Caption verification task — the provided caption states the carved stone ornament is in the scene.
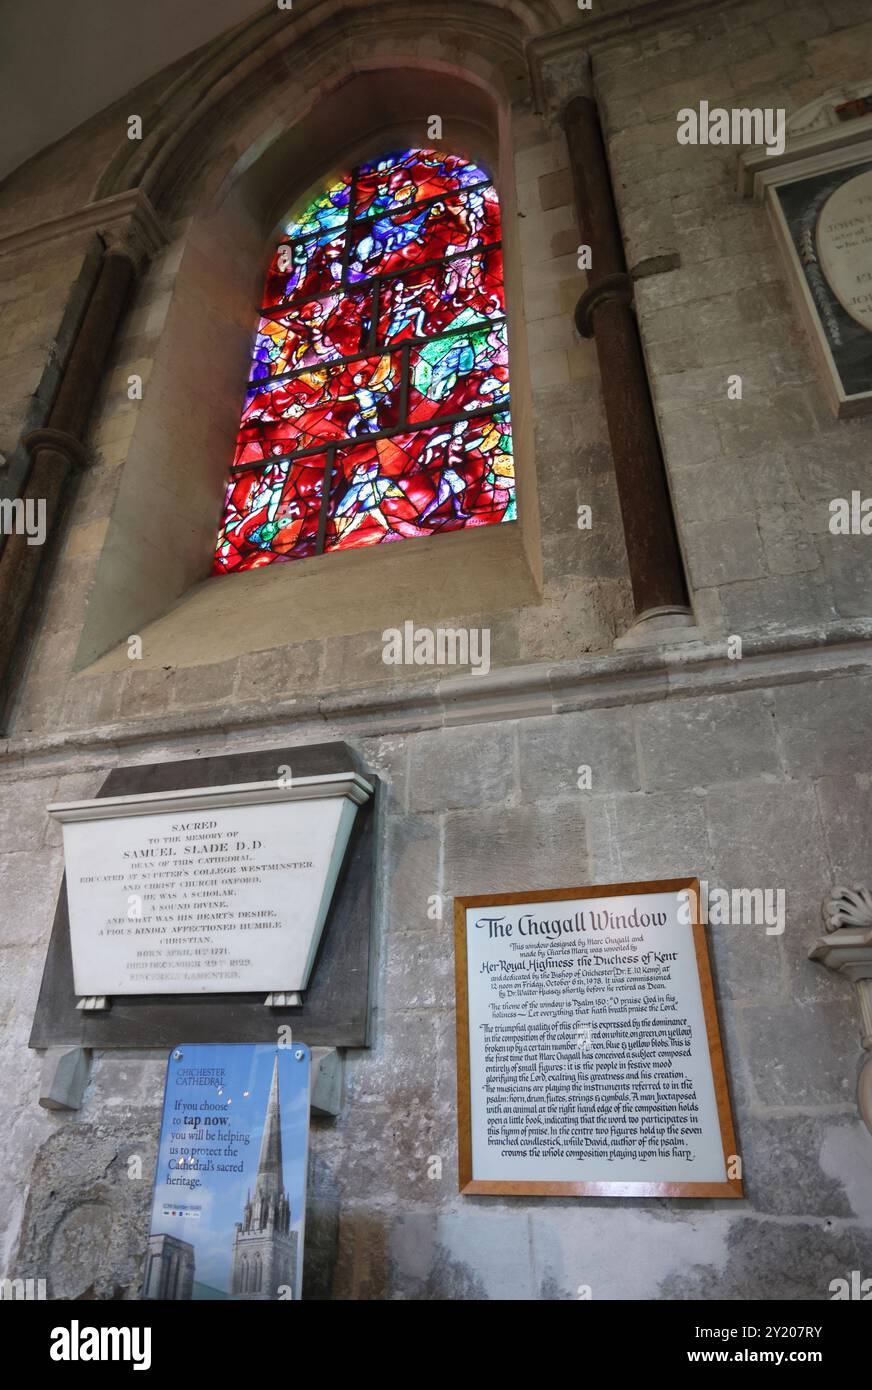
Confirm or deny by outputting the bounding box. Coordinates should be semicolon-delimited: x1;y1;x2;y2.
811;888;872;1136
822;885;872;933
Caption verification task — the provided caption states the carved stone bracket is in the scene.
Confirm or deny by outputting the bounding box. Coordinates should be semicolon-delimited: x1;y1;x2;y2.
811;888;872;1135
821;885;872;935
575;272;634;339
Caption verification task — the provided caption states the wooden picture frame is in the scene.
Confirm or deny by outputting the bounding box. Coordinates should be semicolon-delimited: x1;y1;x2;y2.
454;878;743;1199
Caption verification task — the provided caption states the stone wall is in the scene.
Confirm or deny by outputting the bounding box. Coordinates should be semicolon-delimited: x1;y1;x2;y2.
1;0;871;1300
5;654;872;1298
598;0;872;633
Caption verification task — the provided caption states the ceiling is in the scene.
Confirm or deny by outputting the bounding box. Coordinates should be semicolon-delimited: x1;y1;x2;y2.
0;0;268;183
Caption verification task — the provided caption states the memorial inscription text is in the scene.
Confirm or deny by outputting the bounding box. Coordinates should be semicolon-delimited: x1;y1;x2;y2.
461;888;731;1188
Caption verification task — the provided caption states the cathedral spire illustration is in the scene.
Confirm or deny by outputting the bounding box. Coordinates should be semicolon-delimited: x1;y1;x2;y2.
253;1053;287;1210
230;1053;297;1299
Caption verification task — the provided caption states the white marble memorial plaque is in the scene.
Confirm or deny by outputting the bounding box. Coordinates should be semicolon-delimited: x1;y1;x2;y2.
817;168;872;331
49;773;372;997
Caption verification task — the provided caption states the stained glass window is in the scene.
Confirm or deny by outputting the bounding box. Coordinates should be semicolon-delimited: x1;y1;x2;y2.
214;148;514;573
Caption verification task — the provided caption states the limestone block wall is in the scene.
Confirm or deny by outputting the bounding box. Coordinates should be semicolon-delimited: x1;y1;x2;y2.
0;233;103;500
596;0;872;633
1;0;871;1301
1;18;639;736
3;654;872;1298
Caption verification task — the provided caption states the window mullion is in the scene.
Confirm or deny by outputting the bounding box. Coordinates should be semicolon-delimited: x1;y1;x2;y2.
315;447;336;556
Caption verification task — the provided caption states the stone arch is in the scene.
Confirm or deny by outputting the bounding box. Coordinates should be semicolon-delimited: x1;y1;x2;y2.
92;0;556;213
74;15;546;673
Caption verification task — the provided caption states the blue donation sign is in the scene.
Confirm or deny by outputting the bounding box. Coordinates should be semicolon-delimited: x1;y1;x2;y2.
143;1043;311;1301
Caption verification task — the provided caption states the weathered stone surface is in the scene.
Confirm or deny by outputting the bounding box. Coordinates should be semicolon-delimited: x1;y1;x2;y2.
408;724;516;813
87;1052;169;1111
585;789;710;882
389;1210;533;1299
661;1216;872;1300
719;572;837;634
0;778;54;853
706;779;832;1003
325;1205;389;1300
382;811;441;932
742;1001;859;1108
171;658;238;708
705;780;829;891
383;919;455;1012
736;1112;859;1219
62;670;127;731
668;458;748;526
13;1109;159;1299
238;642;323;702
0;944;36;1029
331;1004;457;1210
444;801;587;896
637;692;780;791
822;536;872;620
300;1155;341;1300
118;665;175;720
0;849;63;947
814;773;872;881
705;917;785;1004
518;707;639;799
774;677;872;778
685;516;767;588
532;1207;732;1301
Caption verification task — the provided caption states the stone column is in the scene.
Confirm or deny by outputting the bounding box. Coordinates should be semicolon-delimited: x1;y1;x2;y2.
561;87;692;641
0;198;165;715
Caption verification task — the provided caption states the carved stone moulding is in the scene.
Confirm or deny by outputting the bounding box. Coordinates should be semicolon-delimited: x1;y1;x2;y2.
0;187;169;266
812;888;872;1135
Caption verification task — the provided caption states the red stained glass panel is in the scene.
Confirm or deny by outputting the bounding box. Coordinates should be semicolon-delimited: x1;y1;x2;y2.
214;457;329;571
251;293;368;380
325;411;514;552
407;322;510;426
237;353;402;461
374;249;504;349
348;186;501;283
262;230;345;309
354;149;490;220
214;148;514;574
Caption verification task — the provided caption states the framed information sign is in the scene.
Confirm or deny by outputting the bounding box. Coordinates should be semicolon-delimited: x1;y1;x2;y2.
143;1043;310;1300
454;879;742;1198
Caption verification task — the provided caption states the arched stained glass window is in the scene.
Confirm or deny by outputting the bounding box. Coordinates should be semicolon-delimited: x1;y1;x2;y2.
214;147;514;572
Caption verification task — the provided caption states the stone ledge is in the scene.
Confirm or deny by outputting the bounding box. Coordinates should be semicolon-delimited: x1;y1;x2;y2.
0;189;169;263
3;619;872;777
